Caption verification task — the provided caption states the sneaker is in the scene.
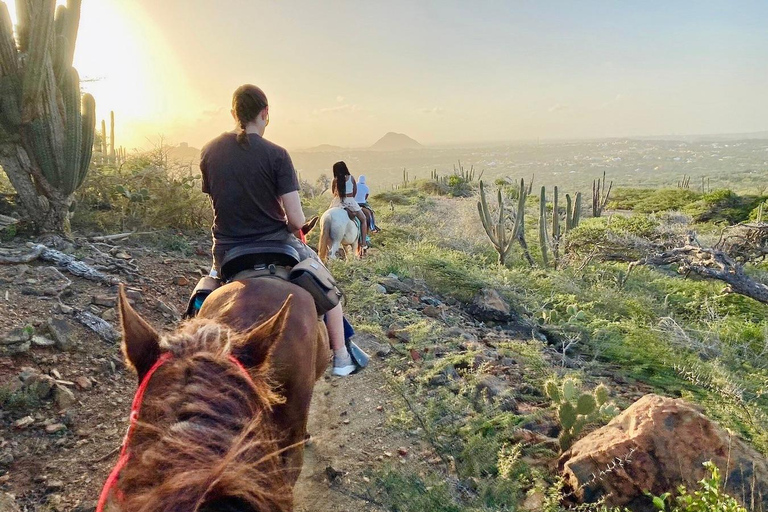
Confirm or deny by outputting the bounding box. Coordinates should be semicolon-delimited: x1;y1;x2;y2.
332;353;356;376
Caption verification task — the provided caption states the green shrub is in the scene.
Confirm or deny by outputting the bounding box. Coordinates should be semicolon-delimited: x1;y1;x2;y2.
633;189;701;213
684;189;766;224
649;461;747;512
73;152;211;231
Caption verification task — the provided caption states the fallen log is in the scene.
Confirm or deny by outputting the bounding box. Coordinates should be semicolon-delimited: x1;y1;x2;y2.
630;245;768;304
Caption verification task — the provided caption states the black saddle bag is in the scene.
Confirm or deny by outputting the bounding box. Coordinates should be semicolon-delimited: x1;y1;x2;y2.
289;260;343;315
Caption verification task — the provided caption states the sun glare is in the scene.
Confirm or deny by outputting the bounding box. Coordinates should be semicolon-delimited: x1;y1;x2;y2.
6;0;202;150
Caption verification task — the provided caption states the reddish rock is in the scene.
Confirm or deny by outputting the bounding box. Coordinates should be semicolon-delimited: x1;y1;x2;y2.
560;394;768;511
74;376;92;390
173;275;189;286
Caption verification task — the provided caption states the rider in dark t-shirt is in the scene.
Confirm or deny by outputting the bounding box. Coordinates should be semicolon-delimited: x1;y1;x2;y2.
200;84;357;376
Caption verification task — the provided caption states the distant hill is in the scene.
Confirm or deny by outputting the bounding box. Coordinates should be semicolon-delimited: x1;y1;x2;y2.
167;142;201;163
370;132;422;151
302;144;346;153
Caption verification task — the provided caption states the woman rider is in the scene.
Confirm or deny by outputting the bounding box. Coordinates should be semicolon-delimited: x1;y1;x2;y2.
200;84;357;376
329;161;368;255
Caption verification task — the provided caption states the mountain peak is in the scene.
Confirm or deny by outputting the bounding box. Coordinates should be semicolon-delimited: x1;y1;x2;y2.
370;132;422;151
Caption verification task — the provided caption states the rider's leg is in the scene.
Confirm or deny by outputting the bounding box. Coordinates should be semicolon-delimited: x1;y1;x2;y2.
362;207;373;231
355;210;368;250
327;303;356;376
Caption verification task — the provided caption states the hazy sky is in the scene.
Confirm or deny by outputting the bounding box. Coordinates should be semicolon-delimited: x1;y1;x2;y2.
36;1;768;150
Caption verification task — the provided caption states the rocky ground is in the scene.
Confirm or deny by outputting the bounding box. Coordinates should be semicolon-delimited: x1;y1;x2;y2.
0;236;445;511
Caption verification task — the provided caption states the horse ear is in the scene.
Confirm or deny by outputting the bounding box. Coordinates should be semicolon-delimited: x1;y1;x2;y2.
234;295;293;370
301;215;319;235
118;284;161;380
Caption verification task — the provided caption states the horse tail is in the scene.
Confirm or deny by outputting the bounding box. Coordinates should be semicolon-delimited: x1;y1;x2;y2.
318;213;331;262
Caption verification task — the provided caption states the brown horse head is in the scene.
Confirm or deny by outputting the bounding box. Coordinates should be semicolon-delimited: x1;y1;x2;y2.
109;284;308;512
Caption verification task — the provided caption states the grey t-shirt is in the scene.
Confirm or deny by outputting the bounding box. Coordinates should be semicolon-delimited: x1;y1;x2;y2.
200;132;299;253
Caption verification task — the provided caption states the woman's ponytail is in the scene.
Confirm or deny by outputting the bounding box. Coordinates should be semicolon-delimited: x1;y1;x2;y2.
232;85;268;150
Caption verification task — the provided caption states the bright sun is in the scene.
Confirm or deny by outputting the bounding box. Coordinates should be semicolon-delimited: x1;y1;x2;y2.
5;0;200;150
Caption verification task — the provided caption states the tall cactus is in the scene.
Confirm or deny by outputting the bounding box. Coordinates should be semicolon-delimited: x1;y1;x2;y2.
477;179;533;266
552;186;560;268
109;110;115;161
0;0;95;233
592;170;613;218
539;186;549;267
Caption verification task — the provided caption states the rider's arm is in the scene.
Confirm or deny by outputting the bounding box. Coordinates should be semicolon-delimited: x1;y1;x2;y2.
281;191;306;232
351;176;358;198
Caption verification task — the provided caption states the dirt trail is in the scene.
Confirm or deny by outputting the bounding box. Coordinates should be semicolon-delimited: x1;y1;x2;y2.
294;360;401;512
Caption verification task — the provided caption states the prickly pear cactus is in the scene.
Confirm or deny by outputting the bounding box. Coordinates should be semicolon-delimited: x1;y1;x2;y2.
543;377;619;451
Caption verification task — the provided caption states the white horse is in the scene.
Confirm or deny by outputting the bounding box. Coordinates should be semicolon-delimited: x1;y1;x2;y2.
317;207;360;262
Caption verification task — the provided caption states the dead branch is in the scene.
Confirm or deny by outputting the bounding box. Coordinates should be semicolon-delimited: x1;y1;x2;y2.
631;245;768;304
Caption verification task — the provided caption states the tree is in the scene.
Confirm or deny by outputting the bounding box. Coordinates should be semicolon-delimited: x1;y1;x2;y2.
0;0;95;234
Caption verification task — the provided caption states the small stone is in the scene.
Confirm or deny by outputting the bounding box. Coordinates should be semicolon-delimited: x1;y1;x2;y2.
47;317;72;350
124;288;144;302
156;299;180;320
342;419;350;425
3;340;30;355
376;405;384;412
91;295;117;307
13;416;34;429
51;368;62;379
100;308;117;322
373;284;387;294
0;450;13;466
55;303;74;315
32;335;56;347
422;305;443;318
45;423;67;434
115;251;132;260
397;447;409;457
54;385;76;410
74;376;92;390
173;275;189;286
25;374;55;399
0;326;32;345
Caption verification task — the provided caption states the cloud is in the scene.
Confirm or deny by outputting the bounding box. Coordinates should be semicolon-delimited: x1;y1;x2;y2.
548;103;569;113
600;94;624;109
336;95;345;103
420;106;445;115
312;104;361;115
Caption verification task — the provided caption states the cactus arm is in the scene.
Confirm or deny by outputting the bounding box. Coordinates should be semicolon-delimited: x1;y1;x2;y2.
100;119;106;155
574;192;582;226
0;3;17;77
552;186;559;267
565;193;572;232
61;67;81;194
477;181;499;244
109;110;115;158
14;0;30;52
539;186;549;267
76;92;95;189
21;0;56;112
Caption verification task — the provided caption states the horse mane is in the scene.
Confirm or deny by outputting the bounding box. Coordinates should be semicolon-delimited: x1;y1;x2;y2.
117;318;293;512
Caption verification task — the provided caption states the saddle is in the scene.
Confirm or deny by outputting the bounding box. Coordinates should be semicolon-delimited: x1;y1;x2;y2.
184;242;342;318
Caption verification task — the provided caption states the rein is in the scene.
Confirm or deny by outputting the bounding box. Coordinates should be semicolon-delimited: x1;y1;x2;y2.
96;352;253;512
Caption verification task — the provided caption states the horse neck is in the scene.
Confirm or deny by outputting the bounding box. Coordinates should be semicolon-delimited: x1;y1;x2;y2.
117;355;293;512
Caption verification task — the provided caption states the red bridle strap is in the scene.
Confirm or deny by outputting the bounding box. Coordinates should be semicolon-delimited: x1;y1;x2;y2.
96;352;251;512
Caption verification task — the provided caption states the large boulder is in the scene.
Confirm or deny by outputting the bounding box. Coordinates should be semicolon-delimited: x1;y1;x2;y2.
559;394;768;511
468;288;511;322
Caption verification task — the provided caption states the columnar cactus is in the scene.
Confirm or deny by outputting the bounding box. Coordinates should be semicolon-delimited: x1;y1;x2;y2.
477;178;531;265
592;171;613;218
109;110;115;161
544;377;618;451
539;186;549;267
0;0;96;233
565;192;582;233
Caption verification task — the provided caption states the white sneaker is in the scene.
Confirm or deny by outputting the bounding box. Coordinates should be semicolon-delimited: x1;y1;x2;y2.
332;354;356;376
